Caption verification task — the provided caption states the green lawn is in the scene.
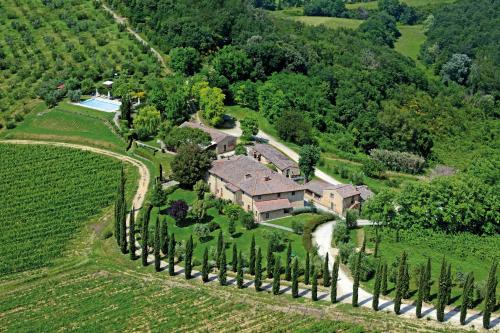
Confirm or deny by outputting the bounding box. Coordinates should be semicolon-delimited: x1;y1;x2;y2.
354;226;499;309
271;9;363;30
264;213;326;229
346;0;456;9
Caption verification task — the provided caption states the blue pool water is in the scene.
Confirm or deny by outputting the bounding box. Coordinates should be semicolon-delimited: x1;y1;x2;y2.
78;98;121;112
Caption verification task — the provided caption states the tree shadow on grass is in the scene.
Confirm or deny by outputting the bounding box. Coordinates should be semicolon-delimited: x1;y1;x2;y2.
447;294;461;305
230;232;243;239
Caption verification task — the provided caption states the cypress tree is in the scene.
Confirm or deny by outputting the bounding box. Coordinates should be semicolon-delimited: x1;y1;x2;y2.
373;259;382;311
394;251;408;314
159;163;163;182
304;252;310;285
140;205;151;267
272;256;281;295
323;254;330;287
311;265;318;301
292;257;299;298
218;245;226;286
120;205;128;254
154;218;161;272
216;230;224;267
423;257;432;301
266;239;274;279
114;166;126;246
255;247;262;291
374;234;380;258
445;263;452;305
202;247;209;282
161;218;168;255
331;259;339;303
249;235;256;275
168;233;175;276
232;242;238;272
460;272;474;325
285;242;292;281
360;235;366;253
128;207;136;260
483;260;497;329
402;259;410;299
237;251;244;289
381;262;388;295
436;257;447;322
416;264;426;318
352;251;362;307
185;235;193;279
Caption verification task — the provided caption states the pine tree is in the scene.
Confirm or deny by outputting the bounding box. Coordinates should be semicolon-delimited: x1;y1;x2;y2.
154;217;161;272
436;257;447;322
255;247;262;291
331;259;339;303
352;251;362;307
394;251;408;314
285;242;292;281
372;259;382;311
292;257;299;298
483;260;497;329
218;245;226;286
266;240;274;279
323;254;330;287
416;264;426;318
232;243;238;272
459;272;474;325
360;235;366;253
161;218;169;255
128;207;136;260
304;252;310;285
202;247;209;282
423;257;432;301
381;262;388;295
249;235;256;275
272;255;281;295
185;235;193;279
311;265;318;301
168;233;175;276
141;205;151;267
237;251;244;289
445;263;452;305
216;230;224;268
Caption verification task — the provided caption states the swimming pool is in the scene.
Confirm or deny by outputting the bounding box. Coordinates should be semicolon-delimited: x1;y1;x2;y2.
78;98;121;112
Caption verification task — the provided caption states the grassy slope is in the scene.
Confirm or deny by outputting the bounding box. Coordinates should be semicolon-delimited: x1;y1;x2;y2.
270;8;363;29
346;0;456;10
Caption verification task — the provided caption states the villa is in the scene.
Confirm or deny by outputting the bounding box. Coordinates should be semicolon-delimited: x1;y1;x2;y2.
207;155;304;222
304;180;372;216
180;121;236;154
247;143;300;178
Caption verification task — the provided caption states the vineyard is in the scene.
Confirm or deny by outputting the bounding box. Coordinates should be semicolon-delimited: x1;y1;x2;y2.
0;144;132;276
0;0;161;128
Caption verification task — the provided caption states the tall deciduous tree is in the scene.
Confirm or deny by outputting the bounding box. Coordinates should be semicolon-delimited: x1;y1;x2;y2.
292;257;299;298
185;235;193;279
202;246;209;282
255;247;262;291
483;261;497;329
249;235;256;275
323;254;330;287
272;256;281;295
168;233;176;276
171;144;214;187
237;251;244;289
154;218;161;272
240;117;259;140
285;242;292;281
298;145;320;182
128;207;136;260
460;272;474;325
219;245;226;286
394;251;408;314
133;105;161;140
373;259;382;311
199;86;225;127
331;259;339;303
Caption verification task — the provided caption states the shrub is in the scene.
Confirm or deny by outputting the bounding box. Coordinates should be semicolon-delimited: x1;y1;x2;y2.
338;242;355;264
6;121;16;129
291;220;304;235
292;206;317;215
370;149;426;174
332;220;349;246
193;223;210;242
207;221;220;232
345;210;358;229
14;113;24;122
362;158;386;178
239;211;256;230
348;252;375;281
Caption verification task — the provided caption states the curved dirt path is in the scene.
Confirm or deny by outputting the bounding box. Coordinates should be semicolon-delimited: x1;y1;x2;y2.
313;221;497;330
0;140;150;220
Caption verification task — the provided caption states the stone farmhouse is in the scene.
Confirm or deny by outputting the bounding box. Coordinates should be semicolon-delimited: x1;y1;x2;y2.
247;143;300;178
180;121;237;154
304;179;373;216
207;155;304;222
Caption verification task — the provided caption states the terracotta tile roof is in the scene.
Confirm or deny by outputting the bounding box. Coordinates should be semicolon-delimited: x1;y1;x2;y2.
209;155;303;196
254;198;292;213
305;180;360;199
180;121;235;145
249;143;297;171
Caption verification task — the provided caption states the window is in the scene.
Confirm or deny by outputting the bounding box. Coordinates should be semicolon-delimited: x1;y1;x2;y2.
277;193;281;198
292;191;295;196
265;213;269;219
257;195;261;200
284;208;291;213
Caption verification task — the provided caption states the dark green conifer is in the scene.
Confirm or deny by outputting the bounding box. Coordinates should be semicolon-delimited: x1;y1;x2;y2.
381;262;388;295
423;257;432;301
237;251;244;289
292;257;299;298
232;243;238;272
445;263;452;305
311;265;318;301
185;235;193;279
394;251;408;314
161;218;168;255
402;259;410;299
168;233;175;276
483;260;497;329
120;205;128;254
249;235;256;275
216;230;223;267
304;252;310;285
374;234;380;257
266;239;274;279
202;246;209;282
285;242;292;281
352;251;362;307
128;207;136;260
154;217;161;272
436;257;447;322
416;264;426;318
272;256;281;295
373;259;382;311
460;272;474;325
255;247;262;291
218;245;226;285
140;204;151;267
360;235;366;253
323;254;330;287
331;259;339;303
